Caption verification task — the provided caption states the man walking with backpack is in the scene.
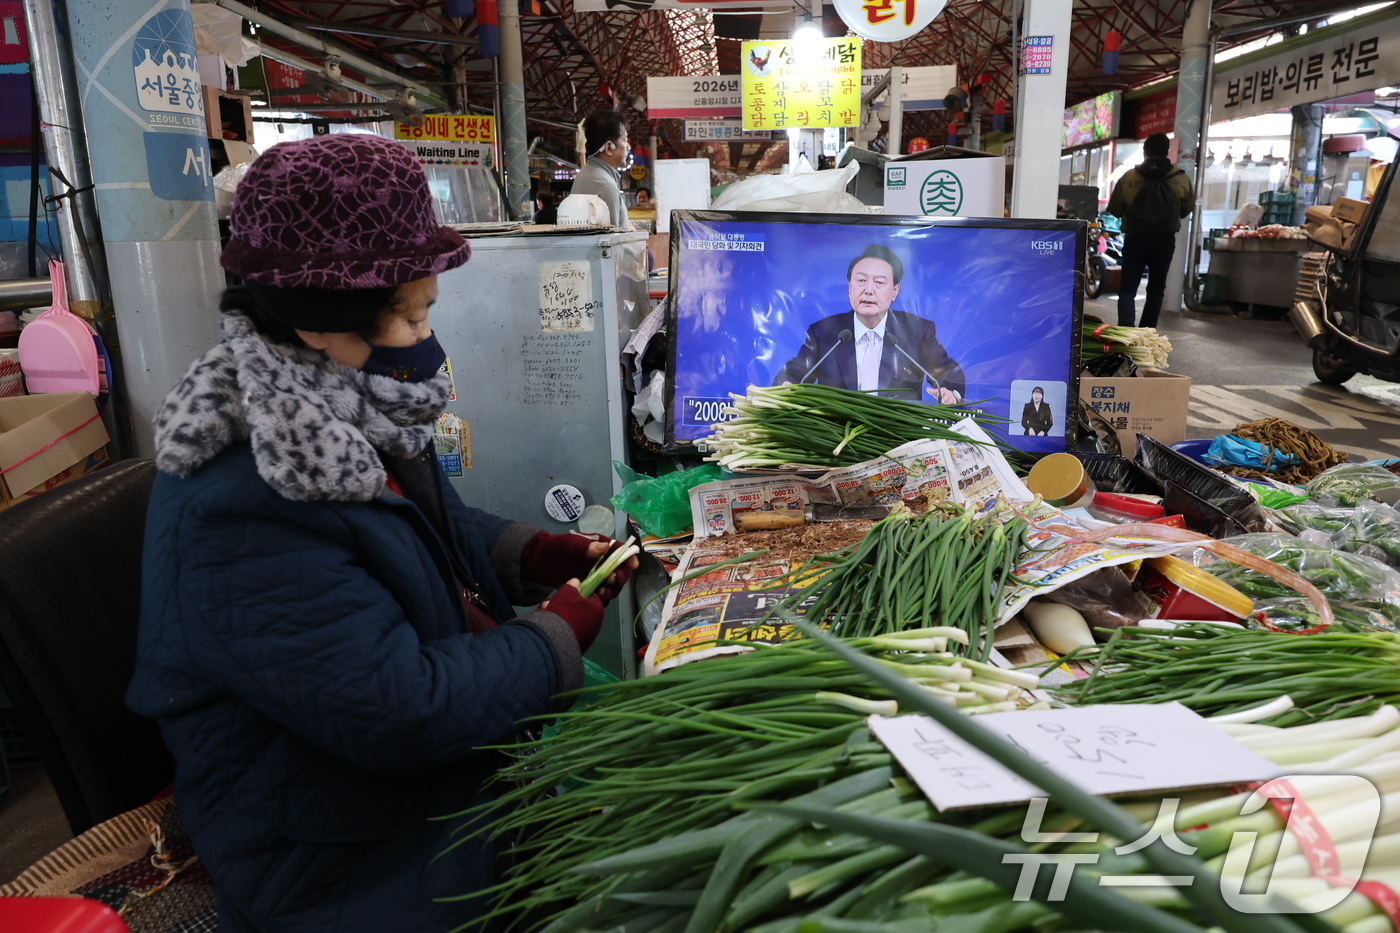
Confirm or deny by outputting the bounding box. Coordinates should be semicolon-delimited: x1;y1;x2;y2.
1107;132;1195;328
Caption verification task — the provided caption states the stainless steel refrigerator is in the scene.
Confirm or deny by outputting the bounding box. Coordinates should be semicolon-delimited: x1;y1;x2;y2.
432;230;649;679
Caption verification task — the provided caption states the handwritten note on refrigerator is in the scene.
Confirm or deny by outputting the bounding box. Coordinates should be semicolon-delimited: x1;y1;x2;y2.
539;260;599;333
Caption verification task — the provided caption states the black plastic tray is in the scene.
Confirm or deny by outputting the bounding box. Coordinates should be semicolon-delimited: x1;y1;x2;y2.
1134;435;1266;534
1072;452;1163;496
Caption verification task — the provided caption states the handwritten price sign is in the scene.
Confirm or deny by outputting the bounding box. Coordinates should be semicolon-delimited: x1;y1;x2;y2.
869;702;1281;810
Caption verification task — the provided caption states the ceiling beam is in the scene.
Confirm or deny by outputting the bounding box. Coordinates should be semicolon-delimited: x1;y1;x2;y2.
288;18;479;49
216;0;446;108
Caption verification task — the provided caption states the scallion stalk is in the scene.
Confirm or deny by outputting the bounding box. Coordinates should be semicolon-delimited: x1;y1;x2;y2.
579;536;640;598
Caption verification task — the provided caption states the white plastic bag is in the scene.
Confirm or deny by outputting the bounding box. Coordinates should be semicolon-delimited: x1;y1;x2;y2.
193;5;255;67
213;161;252;220
631;369;667;445
709;163;864;213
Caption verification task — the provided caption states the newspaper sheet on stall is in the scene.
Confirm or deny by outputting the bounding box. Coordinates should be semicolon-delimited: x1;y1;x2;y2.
688;419;1031;537
647;421;1183;674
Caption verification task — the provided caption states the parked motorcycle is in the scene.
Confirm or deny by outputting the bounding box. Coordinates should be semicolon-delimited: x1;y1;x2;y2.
1100;214;1124;268
1084;217;1108;300
1290;151;1400;385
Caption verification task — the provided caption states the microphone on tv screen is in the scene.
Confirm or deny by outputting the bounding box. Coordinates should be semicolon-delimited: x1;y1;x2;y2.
884;333;941;391
799;329;854;384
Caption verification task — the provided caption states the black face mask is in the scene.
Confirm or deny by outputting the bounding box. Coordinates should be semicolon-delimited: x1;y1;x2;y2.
360;333;448;383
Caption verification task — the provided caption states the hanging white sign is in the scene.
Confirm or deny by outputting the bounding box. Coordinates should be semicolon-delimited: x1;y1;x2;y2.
648;75;743;120
861;65;957;111
833;0;950;43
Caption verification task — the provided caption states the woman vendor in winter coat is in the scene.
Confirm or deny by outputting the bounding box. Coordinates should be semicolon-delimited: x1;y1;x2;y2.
127;134;636;933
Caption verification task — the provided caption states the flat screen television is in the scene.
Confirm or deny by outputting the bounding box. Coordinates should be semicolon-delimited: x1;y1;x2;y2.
665;211;1085;456
1062;90;1121;149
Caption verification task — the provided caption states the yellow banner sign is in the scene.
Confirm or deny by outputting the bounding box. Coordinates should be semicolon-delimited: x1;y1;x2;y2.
394;115;497;168
741;38;862;130
395;114;496;143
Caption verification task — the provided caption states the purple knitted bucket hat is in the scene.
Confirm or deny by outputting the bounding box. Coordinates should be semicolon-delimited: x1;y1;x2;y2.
221;134;470;289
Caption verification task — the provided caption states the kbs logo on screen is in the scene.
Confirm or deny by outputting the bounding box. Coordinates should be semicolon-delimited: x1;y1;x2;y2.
1030;239;1065;255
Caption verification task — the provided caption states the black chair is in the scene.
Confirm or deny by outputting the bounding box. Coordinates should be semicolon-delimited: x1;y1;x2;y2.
0;459;172;834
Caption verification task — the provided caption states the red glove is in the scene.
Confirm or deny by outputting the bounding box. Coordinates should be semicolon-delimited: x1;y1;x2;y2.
539;581;605;652
522;532;634;600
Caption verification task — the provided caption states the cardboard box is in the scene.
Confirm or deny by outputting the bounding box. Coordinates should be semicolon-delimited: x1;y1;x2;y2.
1078;370;1192;458
0;392;110;510
884;156;1006;217
202;85;253;142
1332;196;1369;225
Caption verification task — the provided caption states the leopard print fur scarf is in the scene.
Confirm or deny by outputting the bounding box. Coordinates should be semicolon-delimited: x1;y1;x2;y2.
154;311;450;501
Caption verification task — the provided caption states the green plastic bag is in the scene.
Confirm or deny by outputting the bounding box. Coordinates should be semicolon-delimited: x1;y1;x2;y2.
539;660;621;792
1257;487;1309;510
610;461;722;538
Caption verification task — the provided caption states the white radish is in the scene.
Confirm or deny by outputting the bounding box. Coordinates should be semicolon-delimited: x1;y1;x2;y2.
1021;602;1097;655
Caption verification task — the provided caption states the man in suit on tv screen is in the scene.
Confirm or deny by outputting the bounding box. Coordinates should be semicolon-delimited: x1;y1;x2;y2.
778;244;964;403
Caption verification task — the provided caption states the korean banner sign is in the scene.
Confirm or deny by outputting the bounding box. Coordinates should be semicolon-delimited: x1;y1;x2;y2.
1211;8;1400;120
394;114;497;168
741;38;862;131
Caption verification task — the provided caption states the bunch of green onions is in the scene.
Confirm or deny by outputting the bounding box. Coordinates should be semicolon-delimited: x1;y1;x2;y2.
1054;622;1400;725
764;506;1031;661
701;384;1010;471
578;536;640;598
448;626;1348;933
448;637;1040;933
1081;321;1173;369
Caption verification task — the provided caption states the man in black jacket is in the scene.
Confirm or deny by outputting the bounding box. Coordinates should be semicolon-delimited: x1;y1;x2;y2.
777;244;965;402
1106;132;1195;328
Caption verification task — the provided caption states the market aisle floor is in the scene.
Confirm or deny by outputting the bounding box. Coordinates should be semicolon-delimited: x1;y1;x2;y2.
0;769;70;884
1085;293;1400;461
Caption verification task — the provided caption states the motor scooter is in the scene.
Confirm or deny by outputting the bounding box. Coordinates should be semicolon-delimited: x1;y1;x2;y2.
1084;216;1108;299
1290;150;1400;385
1099;213;1124;267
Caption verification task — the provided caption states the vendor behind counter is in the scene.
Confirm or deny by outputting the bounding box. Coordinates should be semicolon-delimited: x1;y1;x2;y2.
571;109;634;230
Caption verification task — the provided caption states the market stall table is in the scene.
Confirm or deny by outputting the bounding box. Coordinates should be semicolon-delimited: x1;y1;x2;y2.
1203;236;1313;310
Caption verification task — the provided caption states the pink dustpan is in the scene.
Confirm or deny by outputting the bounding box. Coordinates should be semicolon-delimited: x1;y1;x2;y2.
18;260;100;396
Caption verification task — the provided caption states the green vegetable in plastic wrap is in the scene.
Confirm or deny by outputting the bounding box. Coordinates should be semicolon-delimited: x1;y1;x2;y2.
1249;596;1400;633
1197;533;1400;606
1271;499;1400;567
1305;462;1400;506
